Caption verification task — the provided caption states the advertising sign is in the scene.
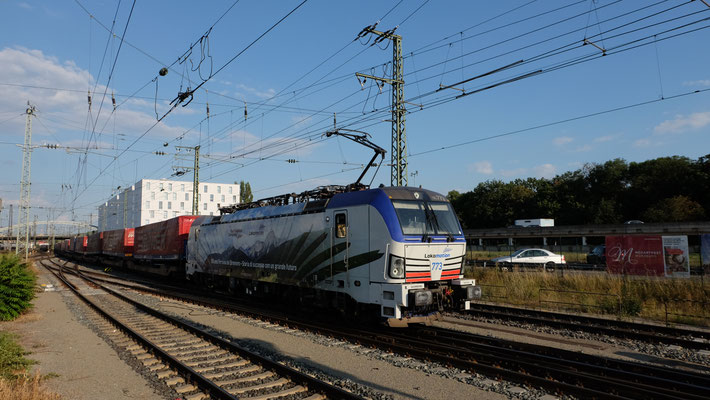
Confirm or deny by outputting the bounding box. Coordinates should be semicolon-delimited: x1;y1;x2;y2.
702;234;710;275
606;235;664;276
606;235;691;277
662;235;690;278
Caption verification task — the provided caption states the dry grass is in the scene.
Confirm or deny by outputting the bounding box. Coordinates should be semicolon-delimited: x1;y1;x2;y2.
467;268;710;326
0;373;61;400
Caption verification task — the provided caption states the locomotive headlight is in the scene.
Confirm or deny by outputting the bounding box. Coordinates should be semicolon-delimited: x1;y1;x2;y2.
466;285;482;299
413;290;433;306
389;255;405;279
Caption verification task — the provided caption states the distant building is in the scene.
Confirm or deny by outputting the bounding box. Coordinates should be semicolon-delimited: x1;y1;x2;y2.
98;179;240;231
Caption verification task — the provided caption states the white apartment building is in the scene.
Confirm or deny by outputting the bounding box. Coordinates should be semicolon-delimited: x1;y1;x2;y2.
98;179;241;231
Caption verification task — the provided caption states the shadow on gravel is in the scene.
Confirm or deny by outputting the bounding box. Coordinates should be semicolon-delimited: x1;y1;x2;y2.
246;338;427;400
615;351;710;374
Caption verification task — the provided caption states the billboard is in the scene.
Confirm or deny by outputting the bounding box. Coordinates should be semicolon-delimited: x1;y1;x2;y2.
661;235;690;278
606;235;664;276
606;235;691;277
702;234;710;275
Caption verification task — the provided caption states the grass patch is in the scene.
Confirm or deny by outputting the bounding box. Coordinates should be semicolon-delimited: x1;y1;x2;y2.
0;373;61;400
0;331;35;380
467;268;710;326
0;254;37;321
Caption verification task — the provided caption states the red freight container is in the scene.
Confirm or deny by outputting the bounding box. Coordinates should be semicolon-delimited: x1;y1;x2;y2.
134;216;202;260
103;228;135;257
86;232;103;255
71;236;88;253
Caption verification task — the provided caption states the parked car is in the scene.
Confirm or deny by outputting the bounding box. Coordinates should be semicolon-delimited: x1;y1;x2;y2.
586;245;606;265
624;220;644;224
492;248;566;269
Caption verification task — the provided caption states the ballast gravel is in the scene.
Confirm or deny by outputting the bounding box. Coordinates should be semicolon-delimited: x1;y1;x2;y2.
122;289;556;399
0;266;166;400
443;311;710;371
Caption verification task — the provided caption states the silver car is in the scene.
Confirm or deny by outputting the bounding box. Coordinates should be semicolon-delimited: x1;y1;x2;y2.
492;248;566;269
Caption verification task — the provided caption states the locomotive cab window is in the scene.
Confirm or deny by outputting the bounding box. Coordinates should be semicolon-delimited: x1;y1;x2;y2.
335;213;347;238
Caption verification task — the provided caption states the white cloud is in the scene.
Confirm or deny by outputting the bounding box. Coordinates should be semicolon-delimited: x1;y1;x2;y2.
653;111;710;134
0;47;189;143
575;144;592;152
18;2;33;10
533;163;556;178
594;135;614;142
470;160;493;174
553;136;573;146
634;138;651;147
499;168;527;177
683;79;710;87
235;83;276;100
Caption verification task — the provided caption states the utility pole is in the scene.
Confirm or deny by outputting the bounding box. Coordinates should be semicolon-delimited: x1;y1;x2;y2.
356;27;408;186
173;145;200;215
32;215;37;250
16;103;35;260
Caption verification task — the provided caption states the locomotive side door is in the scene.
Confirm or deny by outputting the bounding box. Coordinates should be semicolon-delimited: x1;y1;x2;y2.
330;210;349;288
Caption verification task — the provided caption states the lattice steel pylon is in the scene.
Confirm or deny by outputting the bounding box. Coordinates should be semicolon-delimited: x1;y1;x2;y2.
173;145;200;215
355;28;407;186
16;103;35;260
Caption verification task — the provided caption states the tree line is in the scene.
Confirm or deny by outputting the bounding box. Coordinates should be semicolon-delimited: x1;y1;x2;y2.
447;155;710;229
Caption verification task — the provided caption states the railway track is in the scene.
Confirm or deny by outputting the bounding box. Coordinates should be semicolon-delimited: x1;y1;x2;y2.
50;258;710;399
455;303;710;351
41;260;361;400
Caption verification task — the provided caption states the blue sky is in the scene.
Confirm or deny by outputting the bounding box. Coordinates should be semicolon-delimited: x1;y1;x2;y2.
1;0;709;230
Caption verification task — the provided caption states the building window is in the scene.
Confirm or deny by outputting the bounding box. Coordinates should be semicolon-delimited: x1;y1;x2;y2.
173;211;178;217
180;202;184;210
229;186;232;194
159;201;163;209
150;210;155;218
181;184;185;192
172;192;177;200
151;192;155;200
233;195;237;202
163;211;168;218
185;193;189;201
145;219;150;225
168;202;172;210
203;203;207;210
203;185;208;192
146;182;150;190
221;195;225;202
160;182;164;190
163;192;168;200
145;201;150;208
168;183;172;191
210;194;214;202
210;212;213;216
217;186;221;194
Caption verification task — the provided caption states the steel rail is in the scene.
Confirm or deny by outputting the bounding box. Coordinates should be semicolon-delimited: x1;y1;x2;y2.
458;303;710;350
51;259;710;399
42;260;361;400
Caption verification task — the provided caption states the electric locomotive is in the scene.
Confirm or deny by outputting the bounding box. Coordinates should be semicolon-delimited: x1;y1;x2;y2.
186;185;481;325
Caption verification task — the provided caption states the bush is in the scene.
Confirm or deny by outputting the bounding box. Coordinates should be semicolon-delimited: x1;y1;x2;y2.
0;255;37;321
0;332;34;380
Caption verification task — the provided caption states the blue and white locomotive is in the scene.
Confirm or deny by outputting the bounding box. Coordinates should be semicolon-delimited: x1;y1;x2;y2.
186;185;481;325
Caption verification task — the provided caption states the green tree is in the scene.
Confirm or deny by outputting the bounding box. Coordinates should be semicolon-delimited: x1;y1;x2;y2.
642;195;706;222
239;180;253;203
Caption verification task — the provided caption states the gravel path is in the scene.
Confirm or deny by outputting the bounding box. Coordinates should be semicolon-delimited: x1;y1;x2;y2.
0;265;165;400
440;312;710;374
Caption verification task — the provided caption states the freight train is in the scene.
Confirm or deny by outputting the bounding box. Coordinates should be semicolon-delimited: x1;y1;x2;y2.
56;185;481;325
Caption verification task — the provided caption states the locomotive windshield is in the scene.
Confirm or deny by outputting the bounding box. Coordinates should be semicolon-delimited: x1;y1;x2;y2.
392;200;462;236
